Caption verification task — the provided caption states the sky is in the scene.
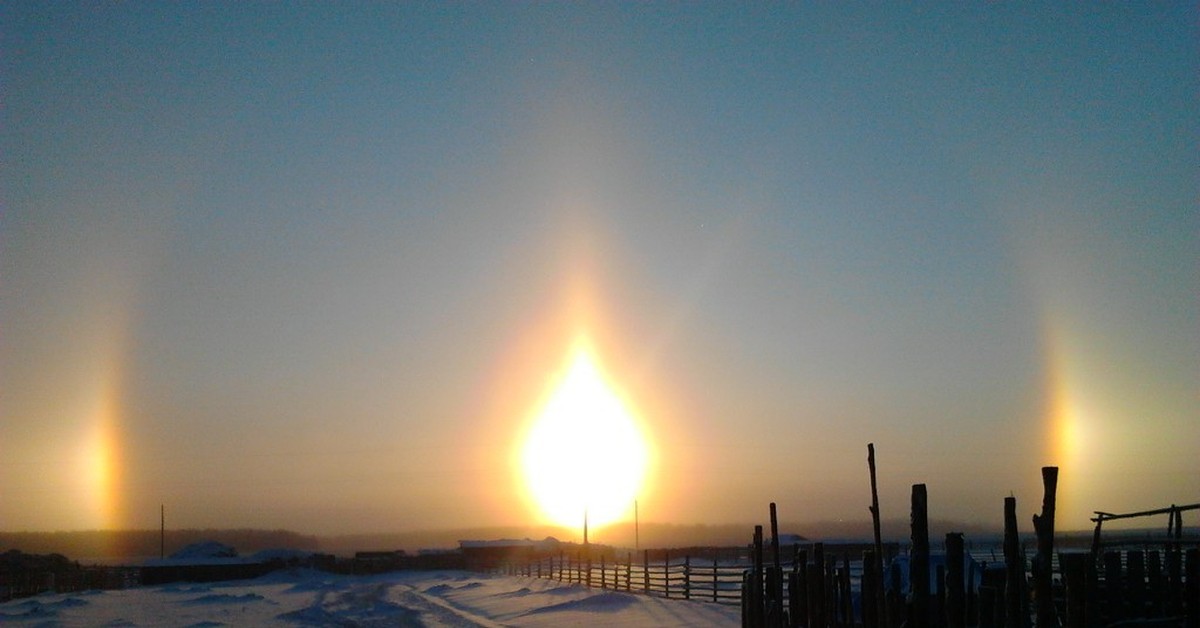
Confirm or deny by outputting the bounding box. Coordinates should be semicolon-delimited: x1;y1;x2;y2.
1;3;1196;538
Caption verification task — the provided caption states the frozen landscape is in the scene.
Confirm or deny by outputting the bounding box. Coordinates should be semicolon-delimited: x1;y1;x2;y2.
0;568;740;627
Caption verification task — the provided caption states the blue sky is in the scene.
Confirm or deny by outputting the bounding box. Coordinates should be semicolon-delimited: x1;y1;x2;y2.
2;3;1196;535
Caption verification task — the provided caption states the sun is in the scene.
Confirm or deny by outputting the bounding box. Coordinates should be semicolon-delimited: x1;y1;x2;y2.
520;344;650;532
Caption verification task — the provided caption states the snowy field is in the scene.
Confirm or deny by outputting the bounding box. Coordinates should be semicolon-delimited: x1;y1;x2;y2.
0;568;741;627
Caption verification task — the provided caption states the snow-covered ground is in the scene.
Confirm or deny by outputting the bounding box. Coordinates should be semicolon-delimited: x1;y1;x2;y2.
0;568;741;626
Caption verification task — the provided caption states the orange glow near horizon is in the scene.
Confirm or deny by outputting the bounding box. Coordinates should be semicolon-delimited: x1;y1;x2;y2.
517;340;654;533
78;368;124;531
1042;317;1089;527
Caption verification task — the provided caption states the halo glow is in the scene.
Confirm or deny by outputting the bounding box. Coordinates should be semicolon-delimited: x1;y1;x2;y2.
520;346;649;531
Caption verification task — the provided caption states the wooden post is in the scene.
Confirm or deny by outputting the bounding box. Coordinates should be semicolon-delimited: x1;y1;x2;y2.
869;444;888;628
644;549;650;594
842;554;854;628
947;533;965;628
667;549;676;600
685;554;692;601
810;542;826;628
980;586;997;628
1090;516;1103;556
714;554;719;604
792;548;808;628
935;564;946;628
752;528;763;622
888;557;905;628
1149;551;1166;617
1105;551;1124;623
1128;550;1145;618
1003;496;1025;628
864;550;879;628
1032;467;1058;628
1085;555;1099;628
1185;548;1199;628
771;503;784;627
600;554;606;589
1059;552;1087;628
911;484;931;628
1168;540;1183;616
627;553;632;592
968;550;979;627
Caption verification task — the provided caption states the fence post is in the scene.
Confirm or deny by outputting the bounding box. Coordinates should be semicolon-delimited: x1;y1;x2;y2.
935;564;946;628
665;550;672;599
1085;554;1099;628
809;542;825;628
980;586;997;628
1004;496;1026;628
644;549;650;594
627;553;632;592
685;555;692;601
911;484;931;628
714;555;720;604
842;554;854;628
1059;552;1087;628
1149;551;1166;617
863;549;878;628
1169;545;1183;616
947;533;965;628
751;529;763;623
868;444;888;628
1105;551;1124;623
771;503;784;627
1033;466;1058;628
792;548;808;628
1185;548;1198;628
1128;550;1145;618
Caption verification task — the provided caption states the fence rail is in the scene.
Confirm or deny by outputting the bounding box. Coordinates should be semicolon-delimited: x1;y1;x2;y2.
497;550;749;605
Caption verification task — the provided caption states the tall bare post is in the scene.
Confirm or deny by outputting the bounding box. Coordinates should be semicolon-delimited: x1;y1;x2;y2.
1032;467;1058;628
1004;496;1025;628
635;499;640;552
160;504;165;560
911;484;930;628
752;525;764;626
868;444;887;628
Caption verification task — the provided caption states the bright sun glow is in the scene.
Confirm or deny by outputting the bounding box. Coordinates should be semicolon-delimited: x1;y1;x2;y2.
520;345;650;532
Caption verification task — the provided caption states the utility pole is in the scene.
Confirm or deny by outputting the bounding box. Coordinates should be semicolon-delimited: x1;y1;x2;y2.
635;500;640;551
160;504;165;560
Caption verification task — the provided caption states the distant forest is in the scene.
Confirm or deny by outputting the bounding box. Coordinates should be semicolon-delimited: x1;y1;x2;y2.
0;529;319;562
2;518;1110;563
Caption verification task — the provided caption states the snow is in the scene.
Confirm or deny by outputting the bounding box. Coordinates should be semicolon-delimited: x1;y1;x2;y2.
0;568;740;626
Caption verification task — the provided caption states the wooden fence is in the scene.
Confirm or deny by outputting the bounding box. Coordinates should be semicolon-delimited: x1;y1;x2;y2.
492;454;1198;628
741;459;1199;628
497;548;748;605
